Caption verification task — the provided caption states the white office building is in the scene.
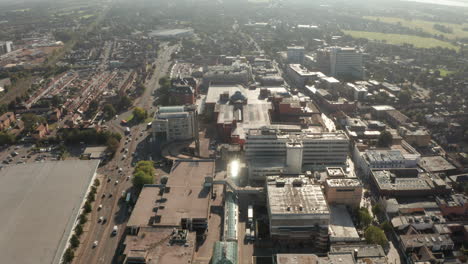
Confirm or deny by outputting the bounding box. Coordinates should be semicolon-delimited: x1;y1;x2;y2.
286;64;322;88
152;105;197;142
355;149;421;178
330;47;363;79
245;127;349;180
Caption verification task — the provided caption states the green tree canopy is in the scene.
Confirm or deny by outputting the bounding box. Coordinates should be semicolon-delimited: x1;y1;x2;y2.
117;95;132;111
70;234;80;248
103;104;116;121
132;160;155;189
398;90;412;105
63;248;74;263
133;107;147;122
357;207;372;228
377;130;393;147
0;132;16;145
372;204;383;217
22;113;46;132
364;226;388;247
132;170;153;189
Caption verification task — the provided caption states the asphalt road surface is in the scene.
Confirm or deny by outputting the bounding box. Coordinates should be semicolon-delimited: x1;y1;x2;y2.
74;43;178;264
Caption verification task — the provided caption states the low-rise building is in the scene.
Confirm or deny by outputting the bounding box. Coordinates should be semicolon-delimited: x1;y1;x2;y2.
436;194;468;219
419;156;457;175
32;123;49;140
324;178;362;208
398;126;431;147
356;149;420;178
329;205;360;243
370;169;451;197
400;233;454;253
0;112;15;130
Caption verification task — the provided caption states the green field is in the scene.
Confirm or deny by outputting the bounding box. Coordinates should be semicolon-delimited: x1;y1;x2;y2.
342;30;459;51
437;68;455;77
365;16;468;40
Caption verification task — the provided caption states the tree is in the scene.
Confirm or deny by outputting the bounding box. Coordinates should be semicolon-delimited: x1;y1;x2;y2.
133;107;147;122
357;207;372;228
381;221;393;233
75;225;83;237
398;90;412;105
372;204;383;217
102;104;116;120
364;226;388;247
63;248;74;263
378;130;393;147
85;100;99;118
117;95;132;111
160;175;169;184
22;113;46;132
106;137;120;154
0;132;16;145
79;214;87;225
70;234;80;248
83;201;92;213
132;170;153;189
51;95;63;107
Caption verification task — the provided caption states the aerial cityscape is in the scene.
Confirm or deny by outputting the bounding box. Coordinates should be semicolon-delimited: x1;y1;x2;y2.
0;0;467;263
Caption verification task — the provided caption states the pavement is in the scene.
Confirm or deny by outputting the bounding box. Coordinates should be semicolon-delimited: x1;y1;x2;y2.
74;43;179;264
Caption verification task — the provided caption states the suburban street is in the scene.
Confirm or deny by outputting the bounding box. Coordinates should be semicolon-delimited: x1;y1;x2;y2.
74;43;178;264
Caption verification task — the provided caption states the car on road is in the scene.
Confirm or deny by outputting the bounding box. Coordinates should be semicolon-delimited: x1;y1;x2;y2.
115;180;119;185
98;216;104;223
122;155;127;160
92;241;98;248
118;168;123;173
98;204;102;211
111;225;118;236
126;175;131;181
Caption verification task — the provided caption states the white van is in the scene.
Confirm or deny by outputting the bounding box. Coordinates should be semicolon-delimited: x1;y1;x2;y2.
112;225;118;236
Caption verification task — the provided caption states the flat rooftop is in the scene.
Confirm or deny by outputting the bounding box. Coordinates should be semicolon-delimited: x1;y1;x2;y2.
247;128;348;141
329;205;360;242
129;160;214;228
155;160;214;226
267;177;329;216
288;64;319;77
276;254;320;264
127;186;160;228
326;178;362;188
419;156;456;172
123;228;195;264
372;170;431;191
0;160;100;264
